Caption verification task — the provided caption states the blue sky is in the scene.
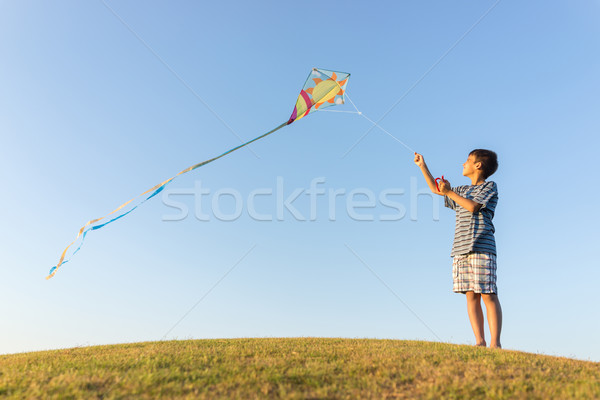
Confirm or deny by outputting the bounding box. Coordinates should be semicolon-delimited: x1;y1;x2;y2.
1;1;599;362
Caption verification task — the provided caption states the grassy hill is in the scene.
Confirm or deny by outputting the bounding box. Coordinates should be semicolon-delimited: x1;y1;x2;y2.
1;338;598;399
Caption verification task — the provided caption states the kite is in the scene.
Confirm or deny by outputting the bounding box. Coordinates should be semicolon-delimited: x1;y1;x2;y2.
47;68;350;279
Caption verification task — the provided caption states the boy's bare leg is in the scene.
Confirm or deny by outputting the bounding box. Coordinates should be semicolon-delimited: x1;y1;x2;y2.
481;293;503;348
466;291;486;346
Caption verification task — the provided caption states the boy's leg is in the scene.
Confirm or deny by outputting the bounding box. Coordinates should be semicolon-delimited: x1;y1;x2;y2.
481;293;502;348
465;291;486;346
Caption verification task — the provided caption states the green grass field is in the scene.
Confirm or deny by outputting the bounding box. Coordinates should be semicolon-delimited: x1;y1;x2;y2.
1;338;598;399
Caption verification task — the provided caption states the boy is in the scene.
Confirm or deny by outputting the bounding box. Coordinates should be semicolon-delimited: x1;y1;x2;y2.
414;149;502;349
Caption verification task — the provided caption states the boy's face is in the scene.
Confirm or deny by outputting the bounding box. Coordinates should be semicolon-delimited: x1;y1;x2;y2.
462;155;480;177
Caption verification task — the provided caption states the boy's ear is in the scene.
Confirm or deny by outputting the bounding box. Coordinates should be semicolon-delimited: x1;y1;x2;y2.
474;161;482;170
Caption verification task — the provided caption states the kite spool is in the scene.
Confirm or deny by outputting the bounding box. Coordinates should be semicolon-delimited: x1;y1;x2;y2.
435;176;445;192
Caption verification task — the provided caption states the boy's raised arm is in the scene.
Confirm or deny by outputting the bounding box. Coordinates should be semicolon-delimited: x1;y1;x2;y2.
414;152;442;195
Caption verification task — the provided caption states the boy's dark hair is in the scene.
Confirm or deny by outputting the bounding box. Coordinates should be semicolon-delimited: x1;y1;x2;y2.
469;149;498;179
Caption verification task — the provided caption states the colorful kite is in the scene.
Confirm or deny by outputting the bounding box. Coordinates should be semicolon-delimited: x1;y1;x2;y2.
47;68;350;279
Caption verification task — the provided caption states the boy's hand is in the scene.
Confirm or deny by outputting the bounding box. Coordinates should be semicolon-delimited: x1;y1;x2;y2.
438;178;451;194
414;152;425;167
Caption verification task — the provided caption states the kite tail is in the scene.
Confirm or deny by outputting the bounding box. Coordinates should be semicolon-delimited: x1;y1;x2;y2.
47;121;288;280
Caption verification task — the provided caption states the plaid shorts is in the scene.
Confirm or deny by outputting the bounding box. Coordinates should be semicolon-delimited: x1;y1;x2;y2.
452;252;497;294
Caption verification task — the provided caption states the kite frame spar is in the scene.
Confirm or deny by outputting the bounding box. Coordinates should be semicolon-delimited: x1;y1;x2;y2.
47;68;350;279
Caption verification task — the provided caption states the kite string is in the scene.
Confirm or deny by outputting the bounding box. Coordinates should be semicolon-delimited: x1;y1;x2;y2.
345;92;416;154
315;110;359;113
321;92;417;154
357;111;417;154
343;91;361;114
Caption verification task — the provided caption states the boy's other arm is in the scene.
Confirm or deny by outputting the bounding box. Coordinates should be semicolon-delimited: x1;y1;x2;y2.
440;184;482;213
414;153;442;195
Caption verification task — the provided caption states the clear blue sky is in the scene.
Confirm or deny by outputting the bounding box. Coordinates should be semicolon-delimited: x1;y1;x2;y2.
1;1;599;362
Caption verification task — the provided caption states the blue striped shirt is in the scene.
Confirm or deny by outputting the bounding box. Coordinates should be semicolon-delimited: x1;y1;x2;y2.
444;181;498;257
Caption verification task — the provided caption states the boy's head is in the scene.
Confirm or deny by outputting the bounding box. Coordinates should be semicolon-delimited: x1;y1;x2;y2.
465;149;498;180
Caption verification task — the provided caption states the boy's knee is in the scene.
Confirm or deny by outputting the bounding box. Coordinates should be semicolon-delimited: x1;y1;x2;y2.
466;291;481;300
481;293;498;301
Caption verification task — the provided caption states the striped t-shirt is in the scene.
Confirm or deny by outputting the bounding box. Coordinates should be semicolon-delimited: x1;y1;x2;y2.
444;181;498;257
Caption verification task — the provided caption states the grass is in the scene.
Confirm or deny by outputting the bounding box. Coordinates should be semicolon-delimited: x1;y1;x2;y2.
1;338;599;399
